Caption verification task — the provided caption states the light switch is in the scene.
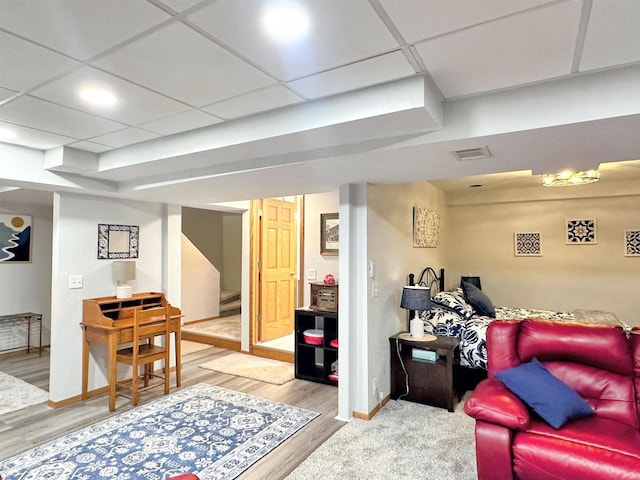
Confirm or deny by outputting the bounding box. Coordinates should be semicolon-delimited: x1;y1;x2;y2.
306;268;317;280
68;275;83;289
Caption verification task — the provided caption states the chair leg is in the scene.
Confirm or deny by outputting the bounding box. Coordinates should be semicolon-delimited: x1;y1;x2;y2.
132;365;139;406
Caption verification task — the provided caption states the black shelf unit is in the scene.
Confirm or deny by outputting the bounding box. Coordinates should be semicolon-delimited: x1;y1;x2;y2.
294;308;338;386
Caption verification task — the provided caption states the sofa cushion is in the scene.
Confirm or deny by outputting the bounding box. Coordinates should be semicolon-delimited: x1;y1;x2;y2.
514;416;640;480
494;358;594;428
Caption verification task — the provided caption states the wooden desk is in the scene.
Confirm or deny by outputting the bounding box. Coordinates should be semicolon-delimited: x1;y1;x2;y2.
81;292;182;411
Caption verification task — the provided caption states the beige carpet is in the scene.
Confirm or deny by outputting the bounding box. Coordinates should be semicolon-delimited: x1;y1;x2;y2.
182;315;240;340
200;352;294;385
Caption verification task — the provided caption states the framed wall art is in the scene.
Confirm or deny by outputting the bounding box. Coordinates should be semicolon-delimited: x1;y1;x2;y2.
98;224;139;259
413;207;440;248
566;219;597;244
320;213;339;256
514;232;542;256
624;230;640;256
0;214;32;263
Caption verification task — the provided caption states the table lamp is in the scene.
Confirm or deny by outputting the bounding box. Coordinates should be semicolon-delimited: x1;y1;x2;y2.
113;260;136;299
400;286;431;338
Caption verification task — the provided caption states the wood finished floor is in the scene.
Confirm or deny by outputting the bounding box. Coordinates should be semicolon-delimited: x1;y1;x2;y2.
0;345;343;479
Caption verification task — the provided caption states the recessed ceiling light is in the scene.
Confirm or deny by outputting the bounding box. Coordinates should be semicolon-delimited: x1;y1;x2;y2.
262;3;310;44
79;87;117;107
0;127;17;140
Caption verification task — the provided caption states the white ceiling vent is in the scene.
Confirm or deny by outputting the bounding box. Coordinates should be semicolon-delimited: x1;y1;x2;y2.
452;146;491;161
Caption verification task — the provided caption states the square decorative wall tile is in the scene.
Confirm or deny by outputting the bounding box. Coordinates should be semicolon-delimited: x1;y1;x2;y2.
514;232;541;256
566;219;597;244
624;230;640;256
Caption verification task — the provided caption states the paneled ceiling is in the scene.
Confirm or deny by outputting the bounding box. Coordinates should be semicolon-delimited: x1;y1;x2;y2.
1;0;639;206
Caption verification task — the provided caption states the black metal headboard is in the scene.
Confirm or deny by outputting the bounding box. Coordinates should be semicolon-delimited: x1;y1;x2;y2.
408;267;445;293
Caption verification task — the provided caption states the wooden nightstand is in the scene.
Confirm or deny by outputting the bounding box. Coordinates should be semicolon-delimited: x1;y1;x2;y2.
389;333;460;412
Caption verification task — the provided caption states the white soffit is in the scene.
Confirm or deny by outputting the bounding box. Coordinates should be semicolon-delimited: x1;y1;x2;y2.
187;0;400;81
95;76;442;179
414;0;581;98
93;22;277;107
579;0;640;71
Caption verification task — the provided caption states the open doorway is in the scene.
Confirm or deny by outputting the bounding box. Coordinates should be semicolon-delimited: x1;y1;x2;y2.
180;207;243;351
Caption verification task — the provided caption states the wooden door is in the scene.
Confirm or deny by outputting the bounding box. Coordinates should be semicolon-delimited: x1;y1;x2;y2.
259;198;297;342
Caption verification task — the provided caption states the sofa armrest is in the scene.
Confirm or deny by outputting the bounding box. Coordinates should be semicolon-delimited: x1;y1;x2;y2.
464;378;530;431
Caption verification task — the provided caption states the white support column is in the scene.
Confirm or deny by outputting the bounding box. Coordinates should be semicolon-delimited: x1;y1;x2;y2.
337;183;368;421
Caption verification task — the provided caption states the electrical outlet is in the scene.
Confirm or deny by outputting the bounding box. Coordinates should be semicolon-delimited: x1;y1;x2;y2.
372;377;378;396
68;275;83;289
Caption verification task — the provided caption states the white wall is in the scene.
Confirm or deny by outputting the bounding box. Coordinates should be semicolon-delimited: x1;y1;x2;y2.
0;189;53;349
446;193;640;327
49;192;170;403
303;191;340;306
365;181;448;413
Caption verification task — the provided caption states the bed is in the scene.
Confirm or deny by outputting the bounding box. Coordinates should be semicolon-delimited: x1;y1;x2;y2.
407;267;626;384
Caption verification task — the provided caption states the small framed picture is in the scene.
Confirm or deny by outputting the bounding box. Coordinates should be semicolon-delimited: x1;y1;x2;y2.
320;213;339;256
514;232;542;256
624;230;640;256
566;219;597;244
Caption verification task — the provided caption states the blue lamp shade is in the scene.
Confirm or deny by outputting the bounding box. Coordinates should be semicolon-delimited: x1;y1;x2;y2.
400;286;431;311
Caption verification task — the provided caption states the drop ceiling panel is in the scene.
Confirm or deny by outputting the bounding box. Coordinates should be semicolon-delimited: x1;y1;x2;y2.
287;51;416;99
580;0;640;72
89;127;160;148
187;0;400;81
68;140;113;153
379;0;554;43
414;0;581;98
159;0;204;13
0;96;125;139
31;66;190;125
0;121;77;150
94;22;277;107
0;32;80;92
0;0;170;60
204;86;303;120
0;87;16;103
139;109;223;136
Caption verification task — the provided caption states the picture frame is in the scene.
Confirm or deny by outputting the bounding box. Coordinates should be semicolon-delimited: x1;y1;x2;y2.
514;232;542;256
320;213;339;256
98;224;139;259
624;230;640;257
0;214;32;263
413;207;440;248
566;219;597;244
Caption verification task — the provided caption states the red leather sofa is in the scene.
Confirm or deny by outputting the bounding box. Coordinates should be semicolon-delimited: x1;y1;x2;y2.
464;318;640;480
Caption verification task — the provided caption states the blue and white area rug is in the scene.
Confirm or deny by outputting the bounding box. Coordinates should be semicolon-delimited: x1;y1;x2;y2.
0;383;319;480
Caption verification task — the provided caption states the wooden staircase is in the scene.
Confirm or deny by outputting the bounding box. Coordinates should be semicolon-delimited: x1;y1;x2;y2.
220;290;241;317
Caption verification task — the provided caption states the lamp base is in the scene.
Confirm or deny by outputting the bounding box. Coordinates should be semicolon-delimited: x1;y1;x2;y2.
410;315;424;338
116;285;133;299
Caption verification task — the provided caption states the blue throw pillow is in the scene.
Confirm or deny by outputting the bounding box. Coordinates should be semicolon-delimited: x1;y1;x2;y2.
494;358;594;428
461;280;495;317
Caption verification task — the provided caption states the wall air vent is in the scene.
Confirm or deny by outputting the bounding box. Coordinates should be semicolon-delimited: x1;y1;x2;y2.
452;146;491;161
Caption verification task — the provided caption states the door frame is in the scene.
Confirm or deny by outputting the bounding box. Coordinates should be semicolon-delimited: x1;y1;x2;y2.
249;197;304;362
